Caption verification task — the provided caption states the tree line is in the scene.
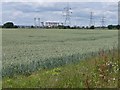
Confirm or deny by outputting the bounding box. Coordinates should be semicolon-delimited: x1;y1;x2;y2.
1;22;120;30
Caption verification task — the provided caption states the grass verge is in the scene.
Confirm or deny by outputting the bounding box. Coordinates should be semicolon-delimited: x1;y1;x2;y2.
2;48;119;88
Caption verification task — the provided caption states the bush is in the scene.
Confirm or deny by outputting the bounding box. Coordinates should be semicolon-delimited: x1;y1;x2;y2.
14;25;19;28
108;25;113;29
90;26;95;29
3;22;14;28
116;25;120;30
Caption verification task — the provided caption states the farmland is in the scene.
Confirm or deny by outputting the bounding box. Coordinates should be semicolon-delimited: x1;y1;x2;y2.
3;48;119;88
2;29;118;88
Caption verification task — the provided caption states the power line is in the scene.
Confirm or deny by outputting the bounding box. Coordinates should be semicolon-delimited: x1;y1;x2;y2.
63;2;72;26
100;16;106;28
89;12;94;27
34;17;37;28
38;18;40;27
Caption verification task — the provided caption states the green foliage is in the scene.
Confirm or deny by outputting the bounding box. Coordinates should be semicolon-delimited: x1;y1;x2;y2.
108;25;113;29
3;22;14;28
2;22;18;28
116;25;120;30
2;49;118;88
90;25;95;29
2;29;118;78
108;25;120;30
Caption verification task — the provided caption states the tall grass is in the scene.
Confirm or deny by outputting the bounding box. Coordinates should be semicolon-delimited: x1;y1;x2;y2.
2;29;118;77
83;48;118;88
2;48;119;88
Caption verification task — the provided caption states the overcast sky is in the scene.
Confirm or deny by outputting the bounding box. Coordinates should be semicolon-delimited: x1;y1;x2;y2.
1;2;118;26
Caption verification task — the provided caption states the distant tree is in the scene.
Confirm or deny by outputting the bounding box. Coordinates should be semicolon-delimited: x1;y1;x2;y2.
71;26;77;29
82;26;85;29
116;25;120;30
31;26;34;28
58;25;64;29
86;26;89;29
66;26;70;29
108;25;113;29
62;26;70;29
14;25;19;28
3;22;14;28
77;26;81;29
90;25;95;29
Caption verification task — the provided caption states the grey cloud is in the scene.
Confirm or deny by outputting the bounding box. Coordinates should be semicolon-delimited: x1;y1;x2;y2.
2;2;118;26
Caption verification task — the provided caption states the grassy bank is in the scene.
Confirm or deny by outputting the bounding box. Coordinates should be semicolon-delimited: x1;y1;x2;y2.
2;48;119;88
